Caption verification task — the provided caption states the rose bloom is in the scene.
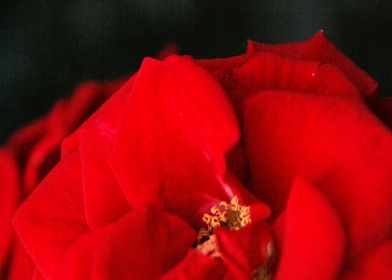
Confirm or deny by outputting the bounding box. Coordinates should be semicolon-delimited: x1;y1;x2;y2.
9;31;392;279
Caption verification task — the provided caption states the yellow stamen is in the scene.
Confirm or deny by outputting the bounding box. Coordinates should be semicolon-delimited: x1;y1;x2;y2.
195;196;251;256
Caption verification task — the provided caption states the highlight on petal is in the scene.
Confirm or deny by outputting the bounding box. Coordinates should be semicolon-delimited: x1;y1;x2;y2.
91;209;196;280
79;78;133;229
248;30;378;97
0;149;19;272
243;90;392;255
275;177;345;280
13;151;89;280
110;56;240;226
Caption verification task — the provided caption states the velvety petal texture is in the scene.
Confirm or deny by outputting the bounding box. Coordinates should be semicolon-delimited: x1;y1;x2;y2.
13;151;89;280
9;34;392;280
244;91;392;255
111;56;240;227
79;79;133;229
275;177;345;280
248;30;378;97
220;52;361;113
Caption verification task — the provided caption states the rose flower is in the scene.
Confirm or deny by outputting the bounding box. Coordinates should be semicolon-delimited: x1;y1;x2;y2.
13;31;392;279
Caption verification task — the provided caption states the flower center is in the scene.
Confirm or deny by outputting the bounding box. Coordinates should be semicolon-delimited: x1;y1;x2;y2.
194;196;274;279
194;196;251;257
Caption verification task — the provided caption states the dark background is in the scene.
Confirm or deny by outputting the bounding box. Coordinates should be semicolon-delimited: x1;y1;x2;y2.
1;0;392;142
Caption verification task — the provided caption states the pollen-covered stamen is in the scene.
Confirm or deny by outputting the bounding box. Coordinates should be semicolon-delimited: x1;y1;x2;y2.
202;196;251;233
195;196;251;257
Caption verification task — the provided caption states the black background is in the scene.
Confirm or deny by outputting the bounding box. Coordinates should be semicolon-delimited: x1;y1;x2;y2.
1;0;392;142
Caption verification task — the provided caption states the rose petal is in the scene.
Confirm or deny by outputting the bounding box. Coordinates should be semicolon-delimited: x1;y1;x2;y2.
249;30;378;97
197;52;251;78
63;223;114;280
0;149;19;272
8;240;36;280
79;78;133;229
111;56;240;226
61;128;81;159
215;222;274;278
244;91;392;255
275;177;345;280
13;151;89;280
344;241;392;279
6;117;46;168
161;250;225;280
222;52;360;113
91;209;196;280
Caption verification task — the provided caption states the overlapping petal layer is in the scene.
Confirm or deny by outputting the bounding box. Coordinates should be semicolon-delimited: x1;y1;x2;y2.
111;56;240;227
244;91;392;255
13;151;88;279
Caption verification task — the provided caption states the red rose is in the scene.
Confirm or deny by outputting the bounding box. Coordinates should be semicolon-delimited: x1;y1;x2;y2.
13;31;392;279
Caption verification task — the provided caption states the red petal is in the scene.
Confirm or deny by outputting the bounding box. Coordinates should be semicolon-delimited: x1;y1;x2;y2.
6;117;47;168
216;222;274;278
0;149;19;271
33;269;46;280
244;91;392;255
13;151;89;280
23;132;62;193
161;250;225;280
197;53;251;78
222;52;360;113
226;142;250;183
79;79;133;229
275;177;345;280
111;56;240;226
92;209;196;280
8;240;36;280
249;30;378;97
63;224;114;280
345;241;392;279
61;128;81;159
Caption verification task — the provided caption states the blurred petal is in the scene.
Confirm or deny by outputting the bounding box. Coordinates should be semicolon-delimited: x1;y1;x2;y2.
0;149;19;272
6;117;46;168
244;91;392;255
13;151;89;280
275;177;345;280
